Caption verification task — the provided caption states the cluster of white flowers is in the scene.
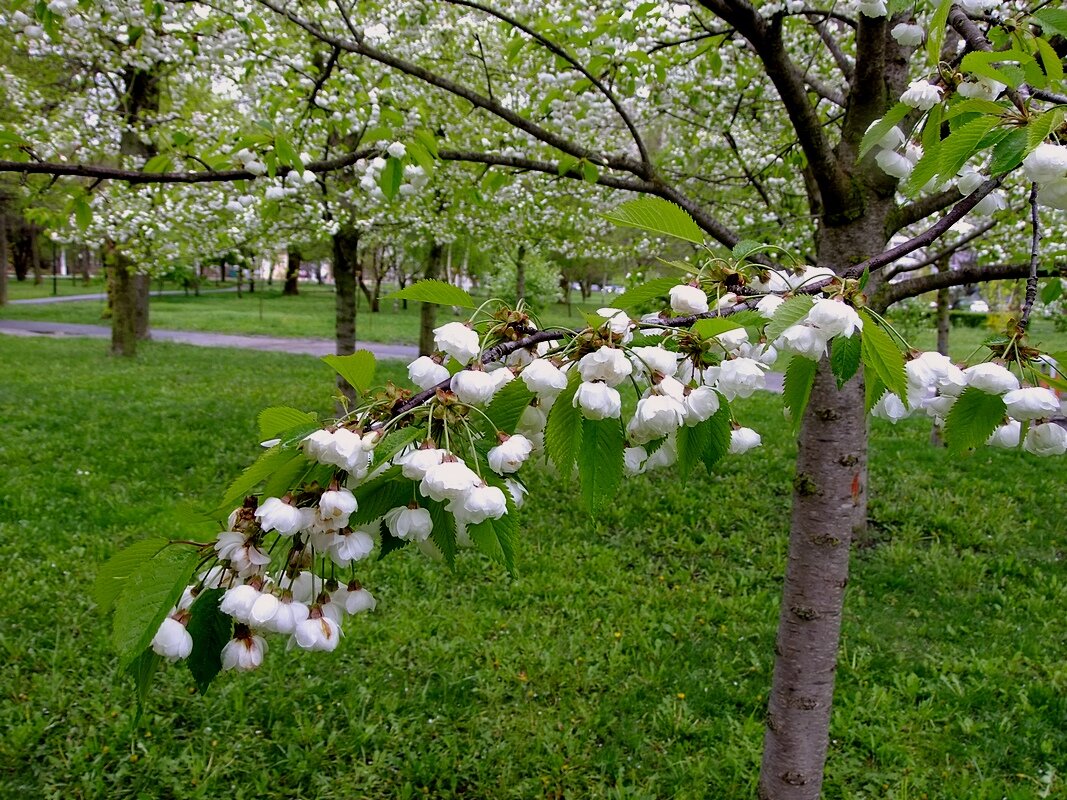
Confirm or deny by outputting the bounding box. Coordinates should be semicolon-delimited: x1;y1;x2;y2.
1023;144;1067;211
871;355;1066;455
355;145;430;202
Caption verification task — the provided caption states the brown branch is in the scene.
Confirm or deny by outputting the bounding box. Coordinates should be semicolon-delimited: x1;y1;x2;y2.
871;260;1060;311
886;188;963;235
947;5;1027;115
1022;183;1040;328
883;217;999;279
0;148;376;183
695;0;851;217
440;0;653;172
808;14;853;80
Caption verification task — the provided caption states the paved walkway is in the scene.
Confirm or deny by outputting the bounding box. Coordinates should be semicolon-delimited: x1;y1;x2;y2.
0;317;784;390
8;287;237;305
0;319;419;360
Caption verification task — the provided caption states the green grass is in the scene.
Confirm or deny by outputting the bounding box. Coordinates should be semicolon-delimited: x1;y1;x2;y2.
3;274;106;300
0;283;630;343
0;336;1065;799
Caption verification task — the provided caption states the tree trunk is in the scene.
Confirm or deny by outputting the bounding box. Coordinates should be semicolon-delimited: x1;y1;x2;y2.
419;243;442;356
104;245;138;357
758;219;885;800
31;225;42;285
81;248;92;284
134;272;150;340
333;227;360;406
0;208;8;306
284;248;300;295
930;285;951;446
515;244;527;303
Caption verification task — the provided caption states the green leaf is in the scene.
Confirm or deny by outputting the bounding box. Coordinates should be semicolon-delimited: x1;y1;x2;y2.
387;279;476;308
142;154;173;173
901;135;942;197
1034;7;1067;38
0;130;27;147
1026;108;1065;154
413;128;438;157
1040;279;1063;305
581;160;599;183
1034;36;1064;84
926;0;954;64
783;356;818;434
578;418;624;514
611;277;680;311
944;387;1008;452
830;334;862;388
380;156;403;200
700;400;732;474
945;98;1009;119
859;310;909;403
93;538;169;614
600;197;704;245
273;134;301;169
112;545;201;669
371;426;422;467
185;588;231;694
72;197;92;230
466;477;517;573
545;369;584;475
859;102;911;159
764;295;814;344
322;350;377;393
988;128;1028;175
425;497;456;568
483;379;535;435
692;316;745;339
260;451;312;498
125;648;162;722
937;114;1000;184
220;447;298;510
351;472;411;527
258;406;317;439
731;239;764;262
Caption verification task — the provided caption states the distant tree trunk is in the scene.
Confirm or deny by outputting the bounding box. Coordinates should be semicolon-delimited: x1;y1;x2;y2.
236;266;243;297
12;223;29;281
515;244;527;303
931;284;951;446
81;248;92;284
419;243;442;356
397;268;409;310
105;244;137;357
370;247;383;312
333;227;360;406
284;248;300;296
579;278;592;300
560;275;572;316
31;225;42;285
0;206;8;306
134;272;150;340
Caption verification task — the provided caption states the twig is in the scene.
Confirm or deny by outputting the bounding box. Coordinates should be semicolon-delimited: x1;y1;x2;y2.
1021;183;1040;329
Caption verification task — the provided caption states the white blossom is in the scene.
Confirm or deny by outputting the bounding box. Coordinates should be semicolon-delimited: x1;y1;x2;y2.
433;322;480;363
630;346;679;377
1023;423;1067;456
729;428;762;454
669;284;709;315
452;482;508;523
420;458;482;501
385;506;433;541
488;434;534;474
222;633;267;671
408;355;449;390
451;369;499;405
577;346;632;386
255;497;307;536
151;617;193;661
806;299;863;339
987;421;1022;449
1023;143;1067;184
963;363;1020;395
629;395;686;443
399;447;447;480
717;358;768;400
684;386;721;425
291;613;341;652
573;382;622;419
900;80;943;111
1003;387;1060;421
520;359;568;396
891;23;924;47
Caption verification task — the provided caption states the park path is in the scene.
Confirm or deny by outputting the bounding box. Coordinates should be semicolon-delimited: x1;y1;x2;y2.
8;287;237;305
0;317;784;391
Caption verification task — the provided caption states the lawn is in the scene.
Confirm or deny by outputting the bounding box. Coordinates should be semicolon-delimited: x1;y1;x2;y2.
0;336;1064;799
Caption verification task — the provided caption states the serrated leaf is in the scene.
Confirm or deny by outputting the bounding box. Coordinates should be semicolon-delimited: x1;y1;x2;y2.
865;372;888;415
371;426;422;467
142;154;173;173
676;399;727;480
902;136;942;197
731;239;764;261
185;588;231;694
545;369;584;475
386;279;476;308
764;295;815;344
1034;36;1064;84
859;311;909;403
413;128;438;157
322;350;376;393
258;406;317;439
378;523;411;560
938;114;1000;184
466;504;516;572
578;418;624;514
220;447;298;510
350;466;408;525
830;334;862;388
93;538;169;614
783;356;818;433
945;98;1009;119
988;128;1028;175
1026;109;1064;154
260;451;312;498
483;379;535;435
700;401;732;474
944;387;1007;452
926;0;953;64
125;648;162;722
112;545;201;668
611;277;679;311
600;196;704;245
425;497;456;568
859;102;911;159
1034;7;1067;38
692;316;745;339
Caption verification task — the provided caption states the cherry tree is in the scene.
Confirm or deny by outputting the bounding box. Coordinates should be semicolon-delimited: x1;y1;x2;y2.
3;1;1067;798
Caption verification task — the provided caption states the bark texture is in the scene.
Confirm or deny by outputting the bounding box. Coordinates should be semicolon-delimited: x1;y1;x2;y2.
134;272;150;340
333;228;360;406
284;247;301;295
0;207;8;306
419;243;442;357
105;245;137;357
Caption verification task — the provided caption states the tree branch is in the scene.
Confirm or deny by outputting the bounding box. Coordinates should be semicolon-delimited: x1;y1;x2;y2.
886;188;963;235
870;260;1060;311
1022;183;1040;328
883;217;998;280
947;5;1027;115
808;14;853;80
